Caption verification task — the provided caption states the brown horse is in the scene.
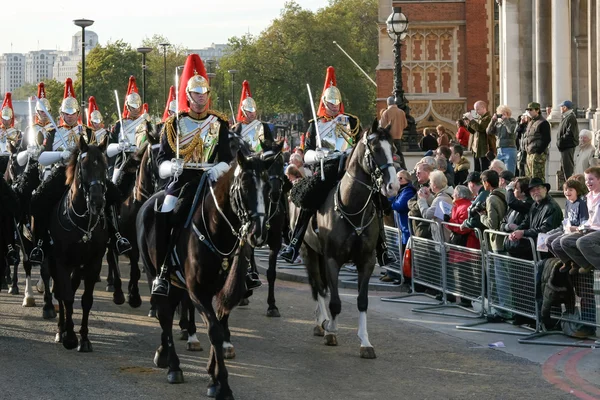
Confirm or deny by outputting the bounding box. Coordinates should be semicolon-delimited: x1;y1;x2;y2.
137;151;269;399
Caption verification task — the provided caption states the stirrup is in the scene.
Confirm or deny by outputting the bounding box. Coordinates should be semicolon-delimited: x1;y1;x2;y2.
279;245;298;264
377;249;397;267
245;272;262;290
115;233;132;255
30;241;44;265
151;277;170;296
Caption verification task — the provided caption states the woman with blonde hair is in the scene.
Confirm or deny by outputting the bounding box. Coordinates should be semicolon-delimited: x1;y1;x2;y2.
487;104;517;173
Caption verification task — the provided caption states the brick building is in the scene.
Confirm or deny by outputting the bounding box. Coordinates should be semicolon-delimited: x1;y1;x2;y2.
377;0;499;136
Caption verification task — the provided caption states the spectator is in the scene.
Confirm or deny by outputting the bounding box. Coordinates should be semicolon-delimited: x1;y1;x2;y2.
487;105;518;174
383;170;417;283
573;129;596;176
417;171;454;242
501;177;533;235
466;101;493;172
436;125;451;147
289;153;310;178
408;162;435;238
515;113;531;177
462;171;489;231
490;159;506;174
557;100;579;180
455;119;470;148
507;178;563;260
380;96;408;169
451;144;470;185
499;170;515;189
524;102;551;180
446;184;480;250
479;170;512;319
435;145;455;187
419;128;438;152
546;178;589;274
554;167;600;274
285;164;304;184
436;157;451;187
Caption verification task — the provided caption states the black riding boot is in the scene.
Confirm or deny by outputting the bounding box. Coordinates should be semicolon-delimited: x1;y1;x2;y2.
151;210;186;296
376;222;396;267
245;261;262;290
279;209;312;263
106;205;131;255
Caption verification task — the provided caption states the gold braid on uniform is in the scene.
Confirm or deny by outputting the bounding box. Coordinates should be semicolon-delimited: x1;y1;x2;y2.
344;113;361;138
165;115;205;163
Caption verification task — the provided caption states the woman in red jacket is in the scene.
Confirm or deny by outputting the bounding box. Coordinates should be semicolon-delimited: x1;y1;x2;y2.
446;185;480;261
456;119;470;148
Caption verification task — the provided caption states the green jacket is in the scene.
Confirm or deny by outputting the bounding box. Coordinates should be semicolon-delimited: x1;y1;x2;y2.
467;112;492;157
480;188;507;251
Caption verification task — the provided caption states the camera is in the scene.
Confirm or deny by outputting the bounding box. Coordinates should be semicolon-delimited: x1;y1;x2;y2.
496;114;503;119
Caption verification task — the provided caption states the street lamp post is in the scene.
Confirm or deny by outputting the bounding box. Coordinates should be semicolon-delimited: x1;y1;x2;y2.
386;7;417;151
73;18;94;109
228;69;238;115
159;43;170;105
137;47;153;104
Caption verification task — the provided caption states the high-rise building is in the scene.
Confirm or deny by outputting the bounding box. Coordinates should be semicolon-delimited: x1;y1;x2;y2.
187;43;230;63
53;30;99;83
25;50;58;84
0;53;26;93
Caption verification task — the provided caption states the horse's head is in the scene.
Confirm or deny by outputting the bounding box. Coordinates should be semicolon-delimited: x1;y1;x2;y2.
261;139;285;203
230;150;270;247
69;135;108;216
358;120;400;197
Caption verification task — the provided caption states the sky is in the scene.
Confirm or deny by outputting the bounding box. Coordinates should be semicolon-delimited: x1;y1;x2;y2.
1;0;326;54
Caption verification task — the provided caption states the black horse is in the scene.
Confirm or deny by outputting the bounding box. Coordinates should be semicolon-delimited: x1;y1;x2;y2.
137;151;269;399
297;121;399;358
49;136;110;351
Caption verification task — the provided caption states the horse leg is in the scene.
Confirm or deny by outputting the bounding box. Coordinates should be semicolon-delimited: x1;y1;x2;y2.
22;261;36;307
8;257;19;294
106;248;125;305
60;267;78;350
41;260;56;319
185;298;202;351
198;298;234;400
148;295;157;318
323;257;341;347
266;243;280;317
55;300;65;343
356;258;376;359
178;294;190;340
127;249;142;308
78;263;99;353
221;313;235;360
154;292;183;384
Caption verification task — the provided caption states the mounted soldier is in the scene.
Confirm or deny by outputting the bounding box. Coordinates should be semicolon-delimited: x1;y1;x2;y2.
29;78;129;264
110;76;152;184
232;80;274;154
151;53;242;296
1;93;21;174
280;66;396;267
86;96;109;145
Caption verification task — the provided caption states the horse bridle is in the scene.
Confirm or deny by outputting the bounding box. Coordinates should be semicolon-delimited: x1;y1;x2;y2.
363;133;394;187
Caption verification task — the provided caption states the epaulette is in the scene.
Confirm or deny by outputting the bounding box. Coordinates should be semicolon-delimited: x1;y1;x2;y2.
208;109;228;122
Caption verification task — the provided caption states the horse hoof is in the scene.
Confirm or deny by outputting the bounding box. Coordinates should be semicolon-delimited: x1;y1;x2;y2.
35;279;44;294
128;293;142;308
78;340;93;353
105;284;114;293
22;296;36;307
42;307;57;320
8;285;19;295
186;341;203;352
207;385;217;398
154;348;168;369
360;346;376;359
324;334;338;346
239;298;249;306
313;325;325;337
223;346;236;359
167;370;184;384
266;308;280;318
148;309;157;318
55;333;62;343
62;331;78;350
179;329;189;341
113;291;125;305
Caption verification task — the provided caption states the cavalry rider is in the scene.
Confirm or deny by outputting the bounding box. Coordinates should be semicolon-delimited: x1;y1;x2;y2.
110;76;152;184
29;78;129;264
86;96;109;144
232;80;274;154
151;53;257;296
156;86;177;134
0;93;20;264
280;66;397;267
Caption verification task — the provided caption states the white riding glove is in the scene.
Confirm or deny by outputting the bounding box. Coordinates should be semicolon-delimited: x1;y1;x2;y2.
207;162;230;182
60;150;71;162
171;158;184;178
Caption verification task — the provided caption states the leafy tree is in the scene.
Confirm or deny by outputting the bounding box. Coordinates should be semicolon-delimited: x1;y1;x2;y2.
12;79;69;121
218;0;378;127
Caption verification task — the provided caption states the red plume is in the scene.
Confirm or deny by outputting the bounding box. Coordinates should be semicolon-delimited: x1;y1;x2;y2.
162;85;176;122
1;92;15;127
86;96;99;125
236;80;252;123
178;54;208;114
316;66;344;118
123;76;140;119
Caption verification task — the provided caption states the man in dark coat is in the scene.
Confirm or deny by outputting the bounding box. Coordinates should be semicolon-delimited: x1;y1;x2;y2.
556;100;579;180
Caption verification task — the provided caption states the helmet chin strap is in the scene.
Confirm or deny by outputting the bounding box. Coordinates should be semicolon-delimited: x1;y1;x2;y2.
187;92;208;112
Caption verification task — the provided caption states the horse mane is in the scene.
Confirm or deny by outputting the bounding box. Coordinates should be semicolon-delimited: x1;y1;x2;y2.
65;149;80;186
212;161;237;210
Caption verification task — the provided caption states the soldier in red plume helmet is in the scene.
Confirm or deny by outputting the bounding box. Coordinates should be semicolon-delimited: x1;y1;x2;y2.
86;96;108;145
151;53;237;296
232;80;273;154
0;93;21;158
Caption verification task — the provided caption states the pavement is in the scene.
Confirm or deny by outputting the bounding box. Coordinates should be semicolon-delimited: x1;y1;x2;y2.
0;252;598;400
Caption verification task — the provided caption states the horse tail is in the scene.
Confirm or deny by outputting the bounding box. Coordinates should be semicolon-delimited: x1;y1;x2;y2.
217;243;252;317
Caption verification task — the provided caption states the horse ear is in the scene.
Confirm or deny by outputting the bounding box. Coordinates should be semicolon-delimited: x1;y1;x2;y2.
236;150;247;168
8;141;16;155
78;135;89;153
372;118;379;133
98;135;109;153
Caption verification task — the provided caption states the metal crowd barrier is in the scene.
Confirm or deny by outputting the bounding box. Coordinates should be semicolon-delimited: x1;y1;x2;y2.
381;217;485;318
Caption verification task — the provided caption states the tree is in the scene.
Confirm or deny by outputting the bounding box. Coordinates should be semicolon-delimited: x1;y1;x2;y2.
218;0;378;126
12;79;68;121
74;40;142;123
